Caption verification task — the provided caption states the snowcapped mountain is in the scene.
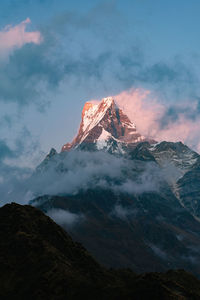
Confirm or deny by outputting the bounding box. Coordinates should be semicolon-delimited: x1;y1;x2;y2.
39;97;200;219
32;95;200;276
62;97;154;153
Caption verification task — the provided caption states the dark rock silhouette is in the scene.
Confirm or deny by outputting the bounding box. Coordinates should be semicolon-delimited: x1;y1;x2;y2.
1;203;200;299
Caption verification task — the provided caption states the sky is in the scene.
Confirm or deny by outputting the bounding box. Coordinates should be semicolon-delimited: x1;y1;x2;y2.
1;0;200;172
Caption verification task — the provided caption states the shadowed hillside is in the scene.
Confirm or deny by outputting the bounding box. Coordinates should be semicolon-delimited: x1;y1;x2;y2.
0;203;200;299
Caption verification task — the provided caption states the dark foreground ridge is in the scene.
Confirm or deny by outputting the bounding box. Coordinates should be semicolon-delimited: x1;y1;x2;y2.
1;203;200;300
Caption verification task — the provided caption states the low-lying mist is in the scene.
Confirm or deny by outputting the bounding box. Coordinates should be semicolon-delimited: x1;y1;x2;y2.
0;150;168;205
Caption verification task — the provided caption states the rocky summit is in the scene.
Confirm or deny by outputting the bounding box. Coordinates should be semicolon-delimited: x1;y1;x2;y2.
61;97;154;153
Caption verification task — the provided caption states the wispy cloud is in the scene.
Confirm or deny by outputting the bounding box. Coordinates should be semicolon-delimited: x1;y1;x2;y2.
0;127;43;206
47;208;84;227
111;204;138;220
0;149;165;205
0;4;199;111
0;18;42;60
114;88;200;152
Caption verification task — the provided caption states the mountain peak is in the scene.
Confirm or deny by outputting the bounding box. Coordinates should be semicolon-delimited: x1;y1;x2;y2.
81;97;116;125
102;96;115;106
82;102;96;118
62;97;152;152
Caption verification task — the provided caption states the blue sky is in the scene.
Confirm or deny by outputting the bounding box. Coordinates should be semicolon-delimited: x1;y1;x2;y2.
1;0;200;169
2;0;199;60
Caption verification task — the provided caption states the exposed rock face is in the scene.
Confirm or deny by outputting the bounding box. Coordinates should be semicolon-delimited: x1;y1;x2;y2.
129;142;200;220
1;203;200;300
130;141;199;182
62;97;153;153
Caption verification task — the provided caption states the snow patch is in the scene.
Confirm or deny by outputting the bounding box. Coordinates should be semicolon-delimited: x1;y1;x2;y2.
96;129;111;150
97;128;111;141
81;98;115;143
82;104;98;131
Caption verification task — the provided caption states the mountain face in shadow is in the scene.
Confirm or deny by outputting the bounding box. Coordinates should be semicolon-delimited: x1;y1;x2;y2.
33;189;200;277
1;203;200;300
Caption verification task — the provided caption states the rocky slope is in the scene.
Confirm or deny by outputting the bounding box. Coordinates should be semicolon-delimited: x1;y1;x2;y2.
129;141;200;218
1;203;200;300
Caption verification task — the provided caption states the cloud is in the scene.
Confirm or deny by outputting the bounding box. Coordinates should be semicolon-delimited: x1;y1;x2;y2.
0;127;44;206
46;208;83;227
0;17;64;106
111;204;138;220
0;18;42;60
149;244;167;260
0;149;165;205
0;18;49;106
0;139;16;160
113;88;200;152
0;5;199;110
0;3;200;203
115;89;164;139
33;150;164;198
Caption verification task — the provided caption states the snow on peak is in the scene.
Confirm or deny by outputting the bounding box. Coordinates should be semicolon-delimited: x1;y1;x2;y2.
61;95;152;152
96;128;111;150
97;128;111;141
81;97;116;134
102;97;115;106
82;102;98;131
82;102;98;118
